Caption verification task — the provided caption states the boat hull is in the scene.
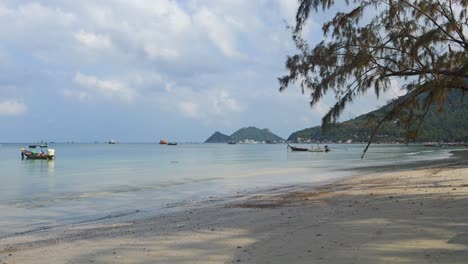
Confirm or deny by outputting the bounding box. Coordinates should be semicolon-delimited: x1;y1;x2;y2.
308;149;324;152
22;151;54;160
288;144;309;151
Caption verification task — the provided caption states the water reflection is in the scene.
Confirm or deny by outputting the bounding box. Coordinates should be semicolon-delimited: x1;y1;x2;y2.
20;159;55;177
47;160;55;176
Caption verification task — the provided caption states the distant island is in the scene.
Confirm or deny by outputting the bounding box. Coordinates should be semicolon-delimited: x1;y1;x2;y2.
205;126;284;143
204;131;231;143
288;90;468;143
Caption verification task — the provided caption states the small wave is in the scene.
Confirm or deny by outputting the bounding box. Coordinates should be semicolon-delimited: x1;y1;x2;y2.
0;209;143;239
6;177;225;209
163;201;191;208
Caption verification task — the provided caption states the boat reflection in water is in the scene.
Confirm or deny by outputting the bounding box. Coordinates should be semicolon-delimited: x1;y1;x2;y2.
20;158;55;178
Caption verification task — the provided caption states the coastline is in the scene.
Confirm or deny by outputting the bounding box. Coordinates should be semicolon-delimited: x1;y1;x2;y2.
1;160;468;263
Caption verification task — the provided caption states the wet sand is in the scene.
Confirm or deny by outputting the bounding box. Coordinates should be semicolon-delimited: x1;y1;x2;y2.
1;163;467;263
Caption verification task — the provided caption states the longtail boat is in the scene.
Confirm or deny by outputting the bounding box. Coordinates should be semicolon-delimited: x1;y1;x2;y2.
287;144;308;151
288;144;331;152
21;143;55;160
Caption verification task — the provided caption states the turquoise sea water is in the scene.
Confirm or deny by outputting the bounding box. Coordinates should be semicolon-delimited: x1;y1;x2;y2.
0;143;460;237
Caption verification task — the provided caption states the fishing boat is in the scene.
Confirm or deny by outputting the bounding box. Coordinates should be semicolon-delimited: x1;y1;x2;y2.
424;142;442;147
287;144;309;151
288;144;331;152
160;139;168;145
168;142;177;146
308;148;324;152
308;145;331;152
21;144;55;160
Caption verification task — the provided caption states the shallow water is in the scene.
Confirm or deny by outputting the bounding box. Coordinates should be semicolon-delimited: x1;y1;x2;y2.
0;143;460;237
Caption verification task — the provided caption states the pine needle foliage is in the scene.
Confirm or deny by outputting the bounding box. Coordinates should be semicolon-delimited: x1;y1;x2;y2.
279;0;468;158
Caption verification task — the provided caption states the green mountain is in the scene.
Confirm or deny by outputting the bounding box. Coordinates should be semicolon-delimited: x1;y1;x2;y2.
230;126;284;142
204;126;284;143
288;91;468;143
204;131;231;143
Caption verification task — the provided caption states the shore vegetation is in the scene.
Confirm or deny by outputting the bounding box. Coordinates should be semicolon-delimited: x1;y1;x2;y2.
279;0;468;157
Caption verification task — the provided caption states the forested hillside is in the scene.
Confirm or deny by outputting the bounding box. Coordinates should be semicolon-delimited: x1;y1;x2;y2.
288;91;468;143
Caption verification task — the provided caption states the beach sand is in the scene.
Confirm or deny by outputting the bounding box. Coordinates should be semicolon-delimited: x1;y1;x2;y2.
1;163;468;263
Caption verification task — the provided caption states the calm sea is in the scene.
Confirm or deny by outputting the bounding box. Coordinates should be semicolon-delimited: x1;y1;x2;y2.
0;143;460;237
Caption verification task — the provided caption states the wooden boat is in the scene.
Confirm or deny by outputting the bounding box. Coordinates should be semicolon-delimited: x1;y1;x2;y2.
288;144;331;152
288;144;308;151
308;148;324;152
308;148;331;153
309;145;331;152
21;144;55;160
424;142;442;147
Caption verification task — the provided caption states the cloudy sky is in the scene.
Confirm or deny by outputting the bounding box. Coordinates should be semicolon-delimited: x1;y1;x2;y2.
0;0;403;142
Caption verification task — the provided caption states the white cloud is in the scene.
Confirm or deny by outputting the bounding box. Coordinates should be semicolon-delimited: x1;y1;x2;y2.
0;2;74;42
178;101;199;118
0;0;323;138
78;0;192;62
63;89;89;102
0;3;12;17
156;85;244;120
72;72;136;102
144;45;179;60
278;0;298;23
127;71;164;88
74;30;112;49
0;100;27;115
123;0;191;33
194;8;243;59
164;82;175;92
7;2;75;34
213;90;243;114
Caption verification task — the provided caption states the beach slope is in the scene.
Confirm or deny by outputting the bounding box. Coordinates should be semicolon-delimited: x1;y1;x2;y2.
1;164;467;263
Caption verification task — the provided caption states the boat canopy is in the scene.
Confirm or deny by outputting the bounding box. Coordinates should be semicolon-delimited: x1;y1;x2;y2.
28;144;48;148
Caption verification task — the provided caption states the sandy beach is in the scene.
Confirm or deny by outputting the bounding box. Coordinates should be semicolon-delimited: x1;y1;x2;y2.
1;163;468;264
